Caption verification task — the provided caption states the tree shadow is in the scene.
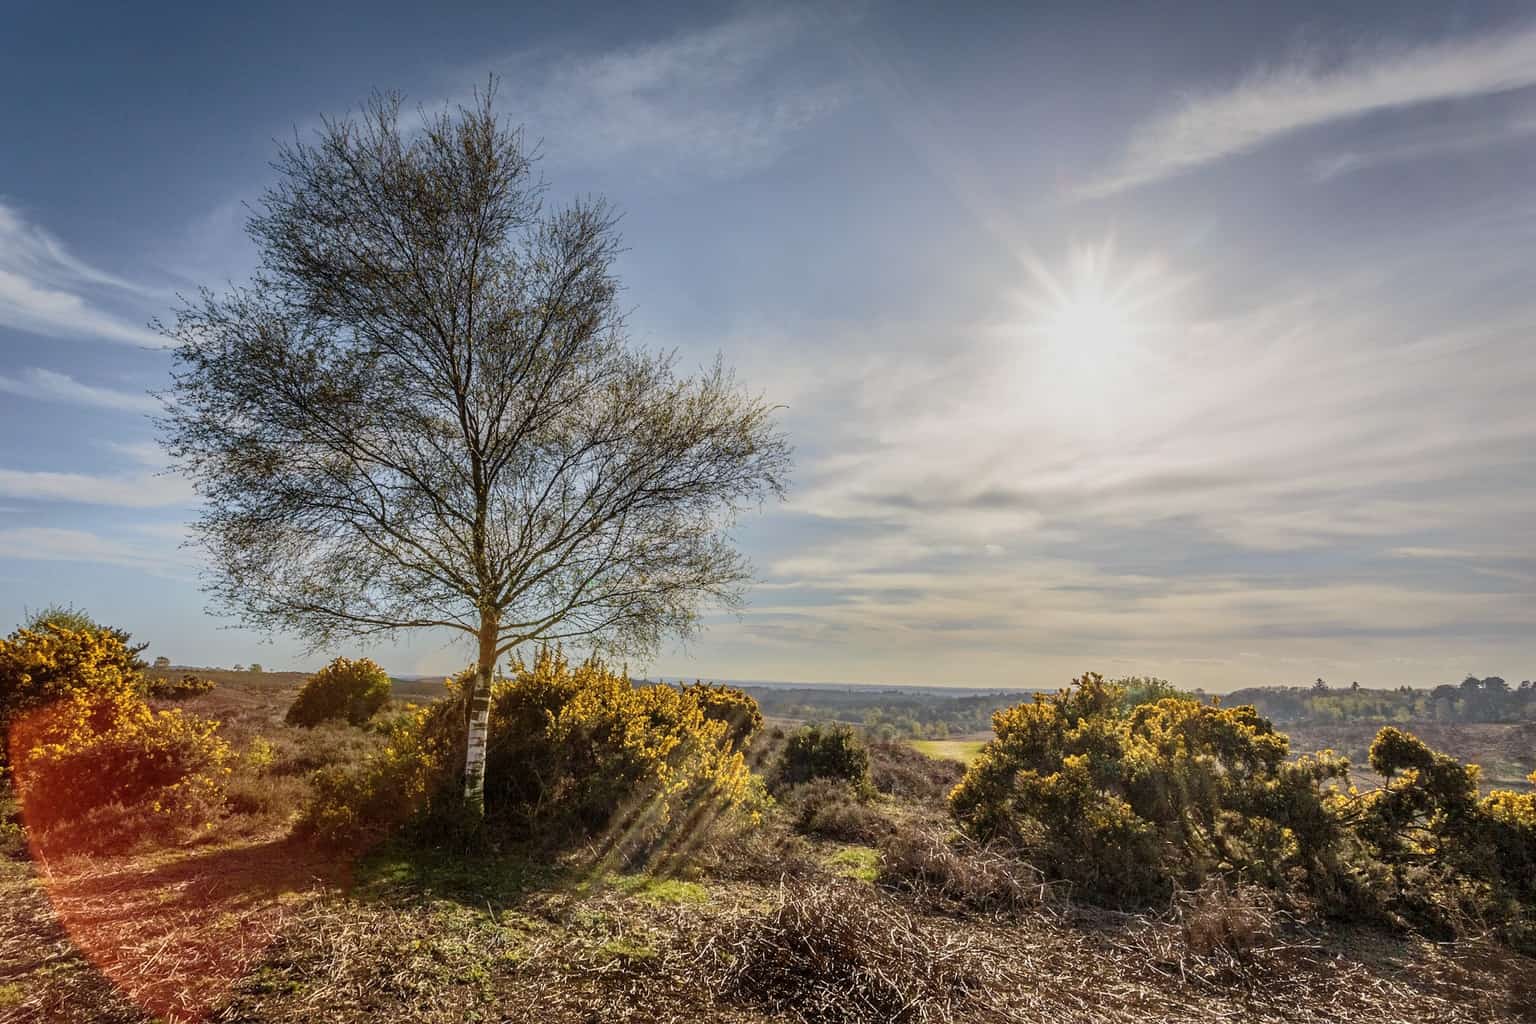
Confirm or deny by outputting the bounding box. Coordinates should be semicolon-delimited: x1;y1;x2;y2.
30;833;346;1024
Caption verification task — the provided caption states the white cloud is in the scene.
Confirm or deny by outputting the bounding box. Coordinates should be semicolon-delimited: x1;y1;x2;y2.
0;200;168;346
0;368;158;413
0;467;192;508
1084;22;1536;195
1311;111;1536;180
505;8;853;177
0;526;193;575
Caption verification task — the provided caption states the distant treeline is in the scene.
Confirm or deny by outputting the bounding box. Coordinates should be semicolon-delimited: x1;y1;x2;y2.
742;675;1536;739
743;686;1011;740
1229;676;1536;726
742;677;1188;740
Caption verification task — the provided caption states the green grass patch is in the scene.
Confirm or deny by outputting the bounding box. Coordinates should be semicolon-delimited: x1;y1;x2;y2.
598;937;657;961
353;841;552;904
828;845;880;882
592;873;709;905
909;739;985;763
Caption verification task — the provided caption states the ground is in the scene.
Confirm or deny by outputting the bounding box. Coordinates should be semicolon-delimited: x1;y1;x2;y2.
3;828;1533;1023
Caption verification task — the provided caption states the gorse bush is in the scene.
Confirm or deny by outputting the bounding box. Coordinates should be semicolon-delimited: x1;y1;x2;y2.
0;623;146;758
147;673;216;699
951;673;1347;907
1;617;231;850
285;657;392;727
771;723;871;794
9;688;230;848
0;620;148;773
683;681;764;751
951;672;1536;950
1355;727;1536;947
301;649;765;853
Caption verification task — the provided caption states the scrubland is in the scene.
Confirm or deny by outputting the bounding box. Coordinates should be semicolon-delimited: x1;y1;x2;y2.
1;625;1533;1023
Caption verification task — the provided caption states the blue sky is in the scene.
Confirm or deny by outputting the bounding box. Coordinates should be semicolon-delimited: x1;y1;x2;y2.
2;1;1535;689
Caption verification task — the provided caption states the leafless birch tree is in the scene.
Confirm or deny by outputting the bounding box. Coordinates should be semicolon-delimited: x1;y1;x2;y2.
159;87;790;815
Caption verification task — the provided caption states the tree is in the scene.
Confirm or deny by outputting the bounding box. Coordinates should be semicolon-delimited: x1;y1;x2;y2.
153;656;172;669
160;87;790;816
248;662;263;673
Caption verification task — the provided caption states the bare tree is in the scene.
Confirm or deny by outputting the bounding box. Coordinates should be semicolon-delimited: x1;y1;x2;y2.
160;88;790;814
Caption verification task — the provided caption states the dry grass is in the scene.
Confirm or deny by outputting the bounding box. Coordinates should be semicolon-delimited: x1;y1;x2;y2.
877;825;1049;914
693;880;989;1024
868;741;965;804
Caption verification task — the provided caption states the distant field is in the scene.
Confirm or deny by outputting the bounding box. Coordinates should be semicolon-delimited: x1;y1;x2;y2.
908;738;985;763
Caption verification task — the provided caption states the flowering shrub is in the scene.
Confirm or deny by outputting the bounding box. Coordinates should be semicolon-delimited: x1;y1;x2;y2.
950;673;1346;907
951;673;1536;949
146;673;217;699
285;657;392;727
0;624;145;759
9;688;231;845
683;681;764;750
301;649;764;852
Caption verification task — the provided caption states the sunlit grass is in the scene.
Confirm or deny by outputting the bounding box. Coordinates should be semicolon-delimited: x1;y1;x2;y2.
909;739;985;763
827;845;880;882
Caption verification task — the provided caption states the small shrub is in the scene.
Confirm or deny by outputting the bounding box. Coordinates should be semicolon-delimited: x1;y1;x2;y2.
285;657;392;728
1174;882;1281;960
9;688;230;849
772;723;871;794
697;825;820;884
698;880;985;1024
147;673;216;699
783;779;890;842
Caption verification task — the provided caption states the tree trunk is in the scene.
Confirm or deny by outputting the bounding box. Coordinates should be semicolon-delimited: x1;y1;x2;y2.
463;610;498;816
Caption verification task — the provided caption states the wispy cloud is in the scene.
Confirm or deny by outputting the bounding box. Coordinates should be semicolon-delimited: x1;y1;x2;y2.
0;467;191;508
0;368;158;413
1084;22;1536;195
0;200;168;346
506;8;854;177
1311;111;1536;180
0;527;193;576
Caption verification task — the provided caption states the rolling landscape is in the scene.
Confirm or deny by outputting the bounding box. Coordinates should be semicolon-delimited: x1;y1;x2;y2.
4;3;1536;1021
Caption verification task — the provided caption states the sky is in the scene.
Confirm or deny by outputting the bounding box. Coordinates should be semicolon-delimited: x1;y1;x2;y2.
2;0;1534;690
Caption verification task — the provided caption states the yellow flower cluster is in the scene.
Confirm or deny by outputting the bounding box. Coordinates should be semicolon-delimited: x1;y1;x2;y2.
2;624;230;841
303;647;764;848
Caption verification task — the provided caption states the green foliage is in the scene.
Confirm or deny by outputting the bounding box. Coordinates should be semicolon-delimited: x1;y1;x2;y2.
772;723;871;793
285;657;392;727
1355;730;1536;946
950;672;1346;907
301;649;764;853
1230;676;1536;726
951;672;1536;948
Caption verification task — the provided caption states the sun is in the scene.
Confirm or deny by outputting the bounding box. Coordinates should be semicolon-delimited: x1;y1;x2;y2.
1043;280;1137;368
1016;241;1177;395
